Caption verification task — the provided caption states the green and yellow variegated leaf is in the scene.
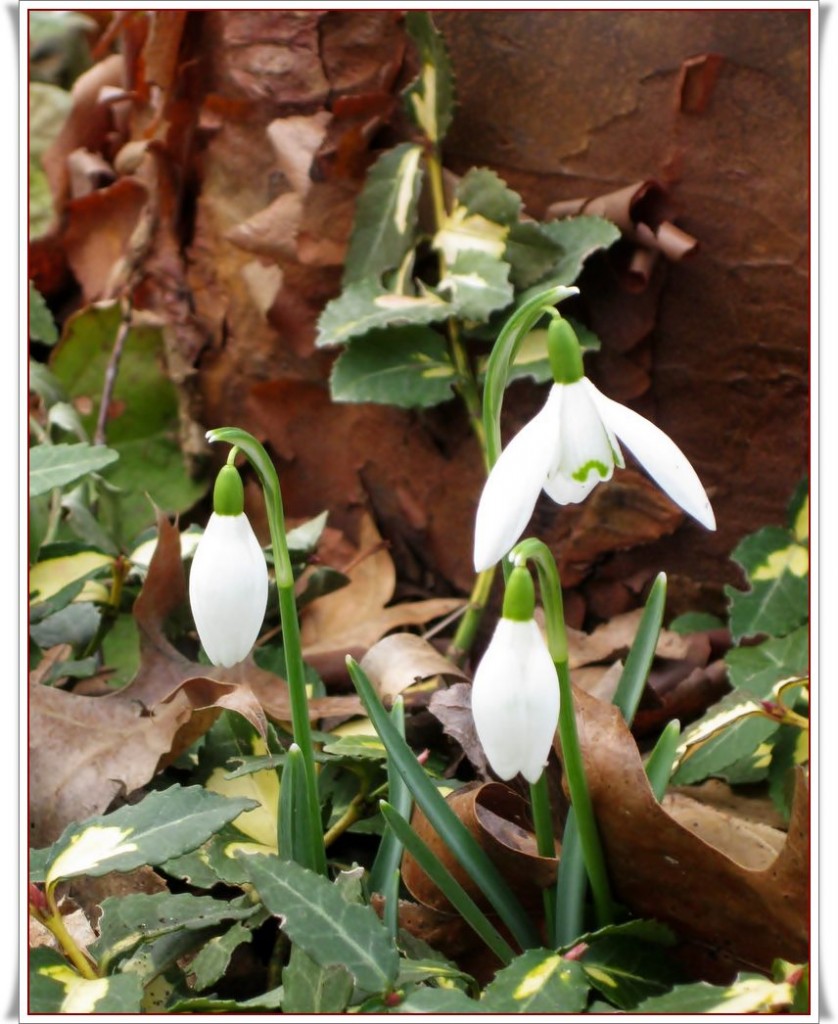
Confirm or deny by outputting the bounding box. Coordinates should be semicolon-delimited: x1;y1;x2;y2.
480;949;589;1013
29;549;114;605
282;945;354;1014
329;326;456;408
725;625;809;697
322;733;388;760
634;974;795;1014
316;278;453;348
433;204;509;264
478;319;601;386
403;12;455;143
519;215;621;298
205;731;279;850
30;948;143;1014
343;143;424;287
457;167;523;225
32;785;258;886
435;251;513;321
505;221;564;288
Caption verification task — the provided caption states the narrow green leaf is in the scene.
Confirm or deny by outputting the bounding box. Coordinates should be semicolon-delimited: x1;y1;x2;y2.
29;948;143;1014
380;801;515;964
612;573;666;724
644;719;682;801
282;945;354;1014
403;11;455;143
481;949;589;1013
278;743;309;864
316;277;453;349
241;854;399;993
369;697;412;895
329;326;457;408
343;143;424;287
30;442;119;497
347;657;539;951
32;785;258;885
90;892;257;974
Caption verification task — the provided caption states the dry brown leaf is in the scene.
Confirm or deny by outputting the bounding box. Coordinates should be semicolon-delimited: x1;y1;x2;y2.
267;112;332;195
300;513;465;664
428;682;488;779
564;686;808;973
401;782;557;915
360;634;469;702
565;606;694;670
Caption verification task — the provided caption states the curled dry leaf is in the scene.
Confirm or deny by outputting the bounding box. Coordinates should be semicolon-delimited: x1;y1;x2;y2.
560;686;808;974
401;782;557;916
360;633;469;704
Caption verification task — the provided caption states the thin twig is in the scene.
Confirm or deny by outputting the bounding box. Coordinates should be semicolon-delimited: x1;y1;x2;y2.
94;297;133;446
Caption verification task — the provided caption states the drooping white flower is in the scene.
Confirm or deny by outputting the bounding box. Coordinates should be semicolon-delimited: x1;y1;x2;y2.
471;567;559;784
189;465;269;668
474;320;715;572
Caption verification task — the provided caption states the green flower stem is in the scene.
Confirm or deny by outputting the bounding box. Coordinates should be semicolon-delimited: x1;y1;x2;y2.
482;285;579;469
207;427;326;876
528;773;557;947
447;565;497;666
347;656;539;951
510;539;614;935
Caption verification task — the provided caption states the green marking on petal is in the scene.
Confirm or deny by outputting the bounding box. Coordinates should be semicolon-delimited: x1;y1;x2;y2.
571;459;610;483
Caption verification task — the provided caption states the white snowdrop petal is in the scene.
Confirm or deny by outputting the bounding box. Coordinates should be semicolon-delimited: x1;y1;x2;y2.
189;513;269;667
584;379;716;530
471;618;560;783
473;386;562;572
543;381;615;506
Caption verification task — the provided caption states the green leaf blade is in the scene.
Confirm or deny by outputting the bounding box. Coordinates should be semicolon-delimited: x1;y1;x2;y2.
329;326;456;408
481;949;589;1013
403;12;455;143
30;442;119;497
241;854;399;994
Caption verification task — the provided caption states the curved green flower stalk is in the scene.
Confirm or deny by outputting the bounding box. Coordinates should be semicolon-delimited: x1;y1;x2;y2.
206;427;327;876
448;286;579;663
510;538;615;939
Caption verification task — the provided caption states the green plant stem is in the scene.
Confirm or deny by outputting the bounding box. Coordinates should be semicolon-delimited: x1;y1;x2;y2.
555;658;614;929
645;719;682;802
528;773;557;947
447;565;496;666
40;889;99;980
208;428;326;876
323;772;370;848
510;539;614;937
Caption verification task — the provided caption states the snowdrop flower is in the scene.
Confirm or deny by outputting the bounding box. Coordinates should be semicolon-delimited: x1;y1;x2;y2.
189;464;269;667
474;318;715;572
471;566;559;783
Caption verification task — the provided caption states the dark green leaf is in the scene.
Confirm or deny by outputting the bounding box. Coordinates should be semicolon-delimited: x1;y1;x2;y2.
90;892;257;974
437;251;514;321
241;854;399;993
668;611;726;634
100;613;141;688
30;442;119;497
30;281;59;344
343;143;424;287
403;11;455;143
481;949;589;1013
725;625;809;697
391;987;479;1013
282;945;354;1014
726;572;808;642
29;601;101;650
316;278;453;349
168;987;285;1013
580;934;681;1010
329;326;457;408
457;167;522;225
519;215;620;298
29;947;143;1014
505;221;564;288
32;785;258;884
186;918;260;991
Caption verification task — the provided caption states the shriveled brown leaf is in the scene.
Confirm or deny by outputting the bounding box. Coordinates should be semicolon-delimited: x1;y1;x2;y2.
401;782;557;916
562;686;808;973
428;682;489;779
360;633;469;702
300;513;465;665
565;605;695;670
